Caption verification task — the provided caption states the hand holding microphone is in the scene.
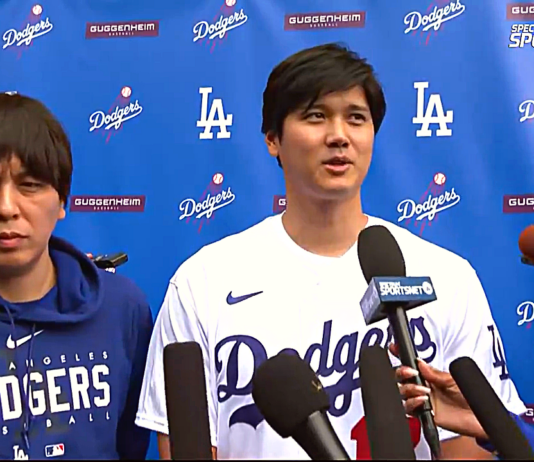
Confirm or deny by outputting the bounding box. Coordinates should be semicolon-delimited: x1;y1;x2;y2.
390;343;487;440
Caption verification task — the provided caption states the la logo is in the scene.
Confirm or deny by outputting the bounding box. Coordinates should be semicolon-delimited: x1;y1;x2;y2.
412;82;453;137
197;87;233;140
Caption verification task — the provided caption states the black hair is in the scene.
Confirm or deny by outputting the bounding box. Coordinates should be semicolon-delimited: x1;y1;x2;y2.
0;93;73;203
261;43;387;167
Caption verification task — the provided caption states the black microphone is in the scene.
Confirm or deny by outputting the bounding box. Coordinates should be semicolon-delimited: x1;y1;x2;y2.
357;225;441;459
163;342;212;460
252;352;350;460
450;357;534;460
360;344;416;459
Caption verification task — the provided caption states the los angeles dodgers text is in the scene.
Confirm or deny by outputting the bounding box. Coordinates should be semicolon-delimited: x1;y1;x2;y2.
0;350;111;434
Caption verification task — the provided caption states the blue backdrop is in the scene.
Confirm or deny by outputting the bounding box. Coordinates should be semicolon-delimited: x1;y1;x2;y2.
1;0;533;458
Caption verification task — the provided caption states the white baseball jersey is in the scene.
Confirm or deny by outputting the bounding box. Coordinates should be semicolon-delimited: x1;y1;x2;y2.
136;213;526;460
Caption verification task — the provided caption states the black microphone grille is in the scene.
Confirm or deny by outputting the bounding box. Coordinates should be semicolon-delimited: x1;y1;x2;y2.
357;225;406;283
252;353;330;438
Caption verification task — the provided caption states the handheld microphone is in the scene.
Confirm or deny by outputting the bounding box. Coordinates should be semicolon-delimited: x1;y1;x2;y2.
357;225;441;459
519;225;534;266
450;357;534;460
92;252;128;269
252;353;350;460
163;342;212;460
360;344;416;460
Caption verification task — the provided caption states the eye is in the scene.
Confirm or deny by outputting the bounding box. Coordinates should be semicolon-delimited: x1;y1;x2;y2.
304;112;325;120
20;181;43;189
350;113;366;122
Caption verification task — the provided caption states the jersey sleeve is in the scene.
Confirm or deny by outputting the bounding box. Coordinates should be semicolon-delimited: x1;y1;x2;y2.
135;257;218;447
438;262;527;441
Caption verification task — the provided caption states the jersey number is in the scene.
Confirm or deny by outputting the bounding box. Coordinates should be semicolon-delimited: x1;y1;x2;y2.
351;415;421;459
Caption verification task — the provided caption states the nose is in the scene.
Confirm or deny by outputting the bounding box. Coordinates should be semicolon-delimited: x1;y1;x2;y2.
0;185;20;221
325;118;350;149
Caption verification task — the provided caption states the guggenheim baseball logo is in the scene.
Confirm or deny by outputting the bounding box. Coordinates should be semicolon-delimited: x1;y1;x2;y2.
70;195;146;212
285;11;365;31
503;194;534;213
273;195;286;214
85;20;159;39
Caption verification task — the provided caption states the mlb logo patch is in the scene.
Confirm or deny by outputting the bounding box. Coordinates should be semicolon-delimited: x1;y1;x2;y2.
45;444;64;457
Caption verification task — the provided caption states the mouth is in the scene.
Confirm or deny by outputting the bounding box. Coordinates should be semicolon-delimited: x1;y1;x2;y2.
0;232;25;239
322;156;353;166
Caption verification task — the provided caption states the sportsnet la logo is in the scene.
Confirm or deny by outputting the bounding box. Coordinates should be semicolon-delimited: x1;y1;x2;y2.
193;0;248;52
89;86;143;142
397;173;461;235
179;173;236;233
3;4;53;58
404;0;466;45
509;24;534;47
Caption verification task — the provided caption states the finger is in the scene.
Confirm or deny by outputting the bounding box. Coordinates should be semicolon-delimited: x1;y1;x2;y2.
416;358;449;386
398;383;431;400
404;396;429;415
388;342;399;358
395;365;419;382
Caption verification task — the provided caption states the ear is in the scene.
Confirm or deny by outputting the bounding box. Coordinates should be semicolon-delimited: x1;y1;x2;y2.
264;131;280;158
58;201;66;220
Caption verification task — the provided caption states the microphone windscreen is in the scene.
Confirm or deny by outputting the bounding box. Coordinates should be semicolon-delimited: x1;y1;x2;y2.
163;342;212;460
519;225;534;261
357;225;406;283
252;353;330;438
360;345;416;459
450;357;534;460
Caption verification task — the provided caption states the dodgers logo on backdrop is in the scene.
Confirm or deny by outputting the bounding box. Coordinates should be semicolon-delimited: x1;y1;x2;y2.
519;99;534;123
89;86;143;143
397;173;461;235
197;87;233;140
413;82;453;137
2;4;53;55
179;173;236;233
192;0;248;51
517;301;534;328
404;0;465;44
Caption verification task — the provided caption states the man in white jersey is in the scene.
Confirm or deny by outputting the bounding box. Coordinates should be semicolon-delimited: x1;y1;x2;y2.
135;43;526;459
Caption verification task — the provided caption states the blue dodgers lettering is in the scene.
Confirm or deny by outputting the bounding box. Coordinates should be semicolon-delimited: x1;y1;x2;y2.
215;317;437;429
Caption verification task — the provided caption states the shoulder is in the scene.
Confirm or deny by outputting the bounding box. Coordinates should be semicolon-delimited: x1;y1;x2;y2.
368;215;475;278
98;269;153;324
169;215;278;286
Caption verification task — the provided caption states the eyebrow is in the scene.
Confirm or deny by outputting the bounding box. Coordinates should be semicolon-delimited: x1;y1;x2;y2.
307;102;370;113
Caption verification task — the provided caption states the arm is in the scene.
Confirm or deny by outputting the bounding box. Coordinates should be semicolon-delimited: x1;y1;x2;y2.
135;259;218;459
439;263;526;459
116;294;155;459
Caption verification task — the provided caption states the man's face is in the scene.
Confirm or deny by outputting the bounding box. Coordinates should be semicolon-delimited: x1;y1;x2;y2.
0;156;65;274
266;86;375;201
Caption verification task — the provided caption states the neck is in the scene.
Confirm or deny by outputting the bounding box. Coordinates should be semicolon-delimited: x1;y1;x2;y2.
0;250;56;303
282;189;368;257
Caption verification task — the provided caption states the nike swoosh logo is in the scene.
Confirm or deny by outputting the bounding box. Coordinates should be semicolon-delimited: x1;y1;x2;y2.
226;291;263;305
6;330;44;349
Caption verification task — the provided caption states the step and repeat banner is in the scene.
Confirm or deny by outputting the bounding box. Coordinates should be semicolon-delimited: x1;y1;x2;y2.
1;0;534;458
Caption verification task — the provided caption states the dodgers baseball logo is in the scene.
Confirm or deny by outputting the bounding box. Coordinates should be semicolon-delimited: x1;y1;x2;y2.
397;173;461;236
